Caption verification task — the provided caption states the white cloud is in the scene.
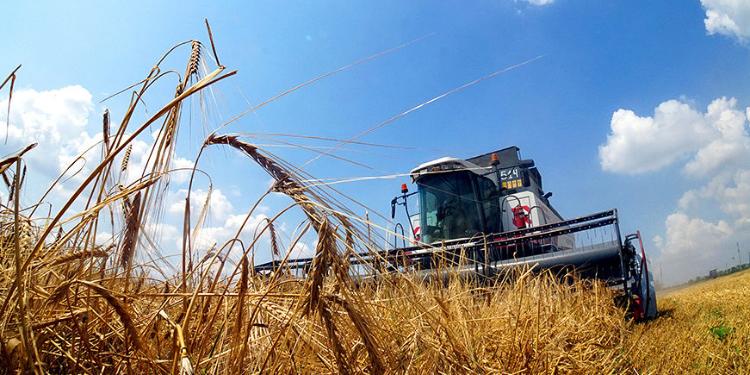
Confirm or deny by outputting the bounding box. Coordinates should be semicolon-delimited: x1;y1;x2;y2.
119;138;152;185
658;213;733;259
677;190;698;210
168;187;234;221
524;0;554;5
1;84;196;199
164;187;283;260
600;96;750;284
654;212;735;284
192;212;270;256
654;167;750;284
171;157;195;184
1;84;305;275
715;170;750;219
701;0;750;41
599;97;750;175
678;169;750;222
56;131;104;180
599;101;709;174
146;222;180;244
683;98;750;176
188;209;321;266
1;85;94;177
141;222;181;258
289;241;315;258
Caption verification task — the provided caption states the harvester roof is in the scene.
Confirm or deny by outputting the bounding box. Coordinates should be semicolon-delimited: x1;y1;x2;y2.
409;157;485;179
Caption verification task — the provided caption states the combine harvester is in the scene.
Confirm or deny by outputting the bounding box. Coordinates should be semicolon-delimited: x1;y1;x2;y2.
257;146;657;320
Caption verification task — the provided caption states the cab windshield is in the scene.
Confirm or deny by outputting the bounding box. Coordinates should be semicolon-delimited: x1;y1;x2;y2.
417;171;499;243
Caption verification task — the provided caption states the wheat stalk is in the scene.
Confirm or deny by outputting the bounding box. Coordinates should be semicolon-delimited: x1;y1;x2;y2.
77;280;144;352
267;218;280;259
102;109;111;154
121;144;133;172
187;41;202;79
119;191;141;271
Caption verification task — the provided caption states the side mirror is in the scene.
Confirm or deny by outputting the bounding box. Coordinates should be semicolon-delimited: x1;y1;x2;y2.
391;197;397;218
543;192;553;200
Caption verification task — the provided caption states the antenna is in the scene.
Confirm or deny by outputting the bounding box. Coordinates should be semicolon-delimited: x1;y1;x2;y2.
737;242;742;267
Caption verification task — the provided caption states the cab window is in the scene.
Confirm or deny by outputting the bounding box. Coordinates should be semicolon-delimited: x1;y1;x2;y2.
418;172;483;243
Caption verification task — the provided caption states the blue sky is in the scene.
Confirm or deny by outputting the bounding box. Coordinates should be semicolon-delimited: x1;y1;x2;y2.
3;0;750;284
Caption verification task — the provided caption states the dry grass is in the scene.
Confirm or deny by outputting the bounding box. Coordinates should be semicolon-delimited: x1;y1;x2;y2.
628;269;750;374
1;29;749;374
0;219;633;374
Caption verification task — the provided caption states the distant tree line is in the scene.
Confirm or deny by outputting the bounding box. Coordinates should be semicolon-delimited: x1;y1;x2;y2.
687;262;750;285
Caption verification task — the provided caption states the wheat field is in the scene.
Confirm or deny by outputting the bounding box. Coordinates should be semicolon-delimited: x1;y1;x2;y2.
627;269;750;374
1;29;749;375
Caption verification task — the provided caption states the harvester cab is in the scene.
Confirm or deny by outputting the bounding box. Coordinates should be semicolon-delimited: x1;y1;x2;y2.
402;147;564;246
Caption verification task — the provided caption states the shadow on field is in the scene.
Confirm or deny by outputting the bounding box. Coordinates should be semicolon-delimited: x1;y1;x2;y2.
655;308;674;319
